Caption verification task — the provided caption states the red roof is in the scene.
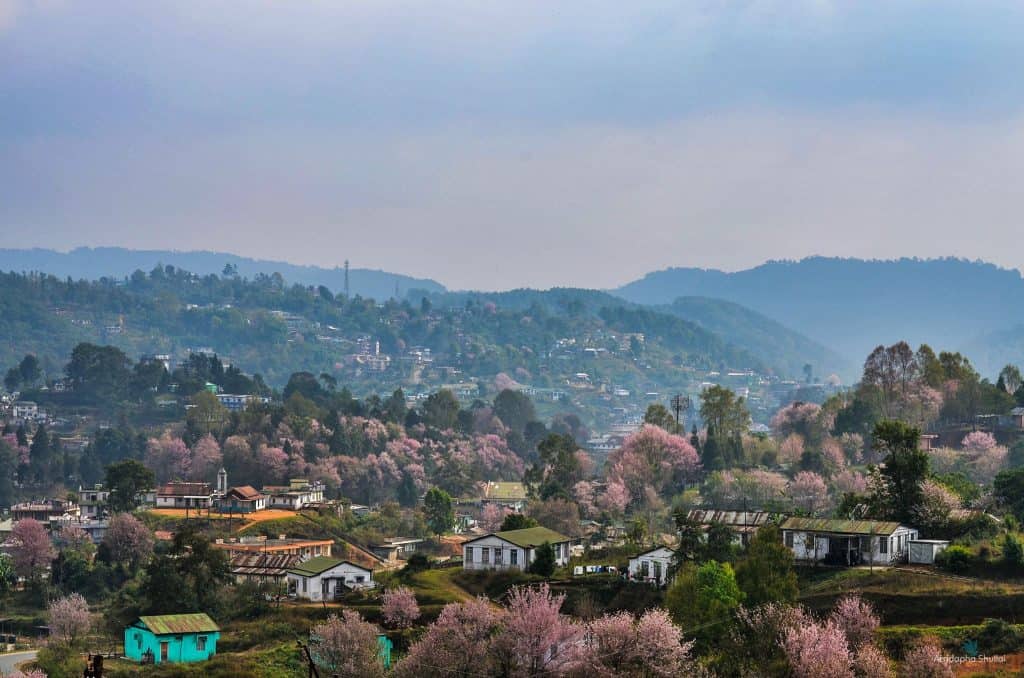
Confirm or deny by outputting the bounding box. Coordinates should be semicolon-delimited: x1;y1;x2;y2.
226;486;265;501
158;482;212;497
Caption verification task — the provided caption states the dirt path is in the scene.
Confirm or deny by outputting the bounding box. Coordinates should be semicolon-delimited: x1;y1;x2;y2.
145;508;301;531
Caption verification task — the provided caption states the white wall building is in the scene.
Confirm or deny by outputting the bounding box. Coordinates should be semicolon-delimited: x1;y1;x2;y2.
462;527;572;572
286;557;376;600
628;546;675;586
781;518;918;566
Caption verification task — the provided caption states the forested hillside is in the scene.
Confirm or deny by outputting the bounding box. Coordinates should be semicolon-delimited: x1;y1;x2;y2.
0;267;768;396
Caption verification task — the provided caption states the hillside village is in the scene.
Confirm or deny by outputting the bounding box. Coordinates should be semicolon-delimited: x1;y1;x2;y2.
2;317;1024;677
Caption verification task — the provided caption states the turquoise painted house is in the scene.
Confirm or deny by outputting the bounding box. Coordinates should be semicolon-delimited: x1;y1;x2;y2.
124;613;220;664
378;634;393;669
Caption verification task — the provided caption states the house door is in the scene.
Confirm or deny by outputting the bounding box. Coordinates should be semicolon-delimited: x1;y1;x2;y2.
322;579;330;600
160;641;169;662
653;561;662;584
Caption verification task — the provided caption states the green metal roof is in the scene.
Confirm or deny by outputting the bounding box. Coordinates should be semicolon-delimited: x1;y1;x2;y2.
781;517;903;536
485;526;570;548
485;482;528;500
287;555;366;576
138;613;219;635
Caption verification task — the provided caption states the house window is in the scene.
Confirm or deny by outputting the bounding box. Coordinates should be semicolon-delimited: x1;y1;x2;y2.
785;531;794;548
356;575;365;583
641;560;650;577
482;548;490;564
197;636;207;652
494;548;503;565
879;538;888;554
302;578;307;593
654;561;662;582
510;549;518;565
465;547;474;562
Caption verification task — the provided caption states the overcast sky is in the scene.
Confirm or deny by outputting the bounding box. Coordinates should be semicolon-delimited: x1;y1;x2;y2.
3;1;1024;290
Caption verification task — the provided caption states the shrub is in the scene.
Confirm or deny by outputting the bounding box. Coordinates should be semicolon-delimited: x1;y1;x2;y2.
1002;534;1024;567
936;545;973;574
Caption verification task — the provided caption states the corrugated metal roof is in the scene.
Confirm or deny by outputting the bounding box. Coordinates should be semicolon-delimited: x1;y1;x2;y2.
781;517;903;535
229;553;300;575
687;510;782;530
138;613;219;635
157;482;211;497
484;482;528;500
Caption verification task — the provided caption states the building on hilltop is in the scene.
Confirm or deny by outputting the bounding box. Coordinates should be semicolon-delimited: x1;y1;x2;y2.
214;486;267;514
287;556;376;600
462;527;573;572
780;517;918;566
156;482;214;510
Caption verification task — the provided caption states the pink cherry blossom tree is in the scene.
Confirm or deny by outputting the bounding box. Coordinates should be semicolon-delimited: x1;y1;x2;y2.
394;597;504;677
584;612;636;672
911;480;959;530
597;478;630;516
6;669;47;678
10;518;55;581
492;583;581;675
309;610;385;678
829;594;880;649
782;618;853;678
779;434;806;466
788;471;830;514
256;444;288;486
480;503;508;532
772;402;824;441
189;434;222;482
962;431;997;453
633;608;699;677
102;513;155;569
833;469;868;496
382;586;421;629
853;644;892;678
901;637;953;678
144;432;191;483
605;425;700;509
49;592;91;645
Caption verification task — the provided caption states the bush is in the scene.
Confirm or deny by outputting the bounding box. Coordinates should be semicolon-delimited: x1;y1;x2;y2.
936;545;973;574
35;644;83;677
1002;534;1024;567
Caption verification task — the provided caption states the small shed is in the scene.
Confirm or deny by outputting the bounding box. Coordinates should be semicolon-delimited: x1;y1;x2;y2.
908;539;950;565
124;613;219;664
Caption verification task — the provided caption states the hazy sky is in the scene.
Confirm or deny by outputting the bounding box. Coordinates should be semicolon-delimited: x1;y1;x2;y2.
3;1;1024;289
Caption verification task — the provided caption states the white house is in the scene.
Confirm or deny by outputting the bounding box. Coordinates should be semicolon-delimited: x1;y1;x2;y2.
263;479;325;510
628;546;675;586
462;527;572;572
156;482;214;510
286;557;376;600
11;401;38;421
781;517;918;566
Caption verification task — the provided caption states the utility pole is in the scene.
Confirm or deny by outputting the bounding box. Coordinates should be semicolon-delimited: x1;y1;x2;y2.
343;260;350;300
670;394;691;435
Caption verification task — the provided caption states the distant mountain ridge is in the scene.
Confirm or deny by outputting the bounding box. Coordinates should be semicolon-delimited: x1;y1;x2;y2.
614;257;1024;377
0;247;446;301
